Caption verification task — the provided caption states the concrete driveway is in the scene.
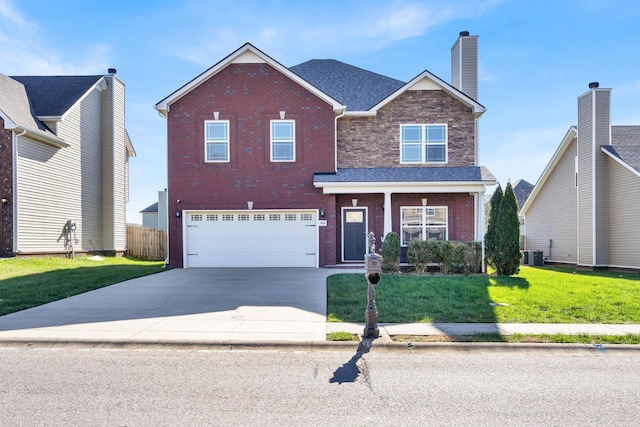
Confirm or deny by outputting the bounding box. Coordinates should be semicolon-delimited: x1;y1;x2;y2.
0;268;361;343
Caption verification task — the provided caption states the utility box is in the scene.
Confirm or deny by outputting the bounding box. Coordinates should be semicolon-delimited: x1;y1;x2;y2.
521;251;530;265
533;250;544;266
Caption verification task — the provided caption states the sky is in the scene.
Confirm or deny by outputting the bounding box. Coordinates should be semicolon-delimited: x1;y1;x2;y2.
2;0;640;223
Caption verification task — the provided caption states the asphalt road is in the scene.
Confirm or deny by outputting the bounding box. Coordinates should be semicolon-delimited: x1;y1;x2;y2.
1;346;638;426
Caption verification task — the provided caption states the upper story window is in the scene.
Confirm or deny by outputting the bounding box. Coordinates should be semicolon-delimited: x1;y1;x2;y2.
271;120;295;162
400;124;447;164
205;120;229;162
401;206;448;246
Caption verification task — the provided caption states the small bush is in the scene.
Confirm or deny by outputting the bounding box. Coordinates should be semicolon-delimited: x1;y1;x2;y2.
408;240;482;275
381;232;400;272
407;240;441;273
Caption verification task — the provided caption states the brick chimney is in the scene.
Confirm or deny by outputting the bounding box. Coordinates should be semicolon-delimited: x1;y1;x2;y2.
451;31;478;101
576;82;611;267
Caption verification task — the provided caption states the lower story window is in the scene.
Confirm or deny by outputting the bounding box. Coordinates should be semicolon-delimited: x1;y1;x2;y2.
401;206;448;246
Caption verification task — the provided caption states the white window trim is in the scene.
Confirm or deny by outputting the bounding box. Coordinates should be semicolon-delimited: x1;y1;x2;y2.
204;120;230;163
399;123;448;164
400;206;448;246
270;119;295;162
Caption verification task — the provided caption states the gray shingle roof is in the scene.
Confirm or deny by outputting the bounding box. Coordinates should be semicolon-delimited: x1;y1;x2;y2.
9;75;102;117
289;60;405;111
512;179;534;209
602;125;640;172
0;73;57;139
314;166;496;184
140;202;159;213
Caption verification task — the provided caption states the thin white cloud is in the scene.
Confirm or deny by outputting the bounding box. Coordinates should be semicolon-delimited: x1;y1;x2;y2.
0;0;112;75
168;0;503;66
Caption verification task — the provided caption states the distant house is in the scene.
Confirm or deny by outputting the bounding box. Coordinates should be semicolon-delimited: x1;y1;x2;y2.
0;70;135;257
155;32;496;268
140;190;168;230
521;83;640;269
512;179;534;210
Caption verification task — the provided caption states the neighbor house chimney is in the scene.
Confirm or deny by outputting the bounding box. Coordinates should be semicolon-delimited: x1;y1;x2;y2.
451;31;478;101
576;82;611;267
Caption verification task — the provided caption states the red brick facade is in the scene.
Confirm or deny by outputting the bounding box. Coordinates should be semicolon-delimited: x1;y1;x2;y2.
167;63;337;267
0;118;13;256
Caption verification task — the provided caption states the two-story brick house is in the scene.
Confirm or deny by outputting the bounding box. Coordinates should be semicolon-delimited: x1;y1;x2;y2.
155;32;496;268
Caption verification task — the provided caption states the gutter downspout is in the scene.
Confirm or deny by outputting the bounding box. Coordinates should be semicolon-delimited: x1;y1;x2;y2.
334;108;346;172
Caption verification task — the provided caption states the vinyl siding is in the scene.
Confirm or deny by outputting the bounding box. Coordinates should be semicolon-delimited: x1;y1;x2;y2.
101;77;115;249
594;90;610;265
577;91;594;265
113;77;127;250
451;36;478;101
607;158;640;269
15;87;103;253
524;138;577;262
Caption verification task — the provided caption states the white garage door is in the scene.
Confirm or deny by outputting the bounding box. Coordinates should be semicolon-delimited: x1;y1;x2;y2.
184;210;317;267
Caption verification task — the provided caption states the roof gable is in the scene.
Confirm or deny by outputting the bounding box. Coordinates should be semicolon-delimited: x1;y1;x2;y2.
369;70;486;116
155;43;345;115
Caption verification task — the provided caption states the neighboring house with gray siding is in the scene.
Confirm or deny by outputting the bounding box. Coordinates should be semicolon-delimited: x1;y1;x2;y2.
521;83;640;270
0;70;135;257
140;190;168;230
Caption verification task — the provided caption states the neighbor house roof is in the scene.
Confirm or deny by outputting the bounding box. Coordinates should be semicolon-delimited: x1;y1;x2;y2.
140;202;159;213
602;126;640;173
289;60;405;111
10;75;103;118
512;179;534;210
0;73;66;147
522;125;640;215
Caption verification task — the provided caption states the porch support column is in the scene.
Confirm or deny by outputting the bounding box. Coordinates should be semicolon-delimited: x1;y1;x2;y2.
475;188;487;273
383;192;392;239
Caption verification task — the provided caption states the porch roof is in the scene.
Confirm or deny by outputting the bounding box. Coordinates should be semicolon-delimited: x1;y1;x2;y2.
313;166;496;194
314;166;496;183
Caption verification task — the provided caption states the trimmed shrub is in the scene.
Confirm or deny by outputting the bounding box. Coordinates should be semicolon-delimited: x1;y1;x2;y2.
407;240;441;273
381;232;400;272
409;240;482;275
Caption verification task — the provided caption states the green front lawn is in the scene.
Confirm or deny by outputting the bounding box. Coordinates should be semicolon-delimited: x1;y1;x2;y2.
327;266;640;324
0;256;165;316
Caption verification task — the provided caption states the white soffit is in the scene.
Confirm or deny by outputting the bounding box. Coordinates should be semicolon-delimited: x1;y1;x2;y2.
316;183;488;194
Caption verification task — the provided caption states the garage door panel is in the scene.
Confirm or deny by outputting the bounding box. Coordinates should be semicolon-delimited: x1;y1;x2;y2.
185;211;317;267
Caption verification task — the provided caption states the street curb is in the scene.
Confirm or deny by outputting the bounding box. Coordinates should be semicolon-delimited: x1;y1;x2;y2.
0;338;638;353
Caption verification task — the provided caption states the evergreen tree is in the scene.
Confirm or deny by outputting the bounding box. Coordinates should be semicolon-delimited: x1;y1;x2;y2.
494;181;521;276
484;184;502;269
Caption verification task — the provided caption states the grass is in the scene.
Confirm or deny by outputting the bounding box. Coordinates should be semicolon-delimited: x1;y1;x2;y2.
392;334;640;345
327;265;640;324
0;256;165;316
327;331;359;341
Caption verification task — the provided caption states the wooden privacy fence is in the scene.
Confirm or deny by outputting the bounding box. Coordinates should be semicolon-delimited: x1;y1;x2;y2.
126;224;167;260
